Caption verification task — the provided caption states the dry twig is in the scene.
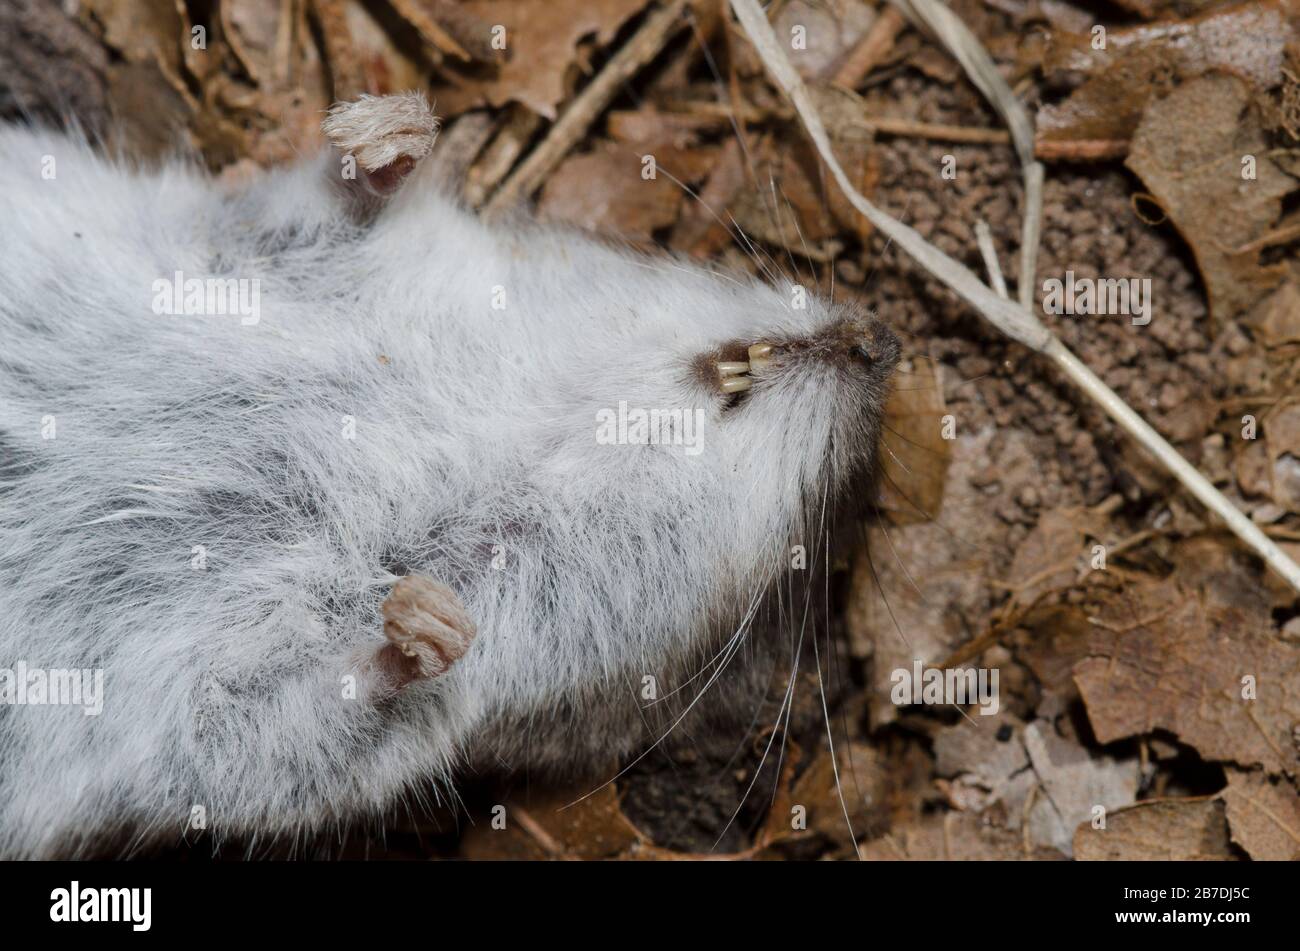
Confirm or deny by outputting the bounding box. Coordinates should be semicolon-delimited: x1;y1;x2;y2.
830;5;907;90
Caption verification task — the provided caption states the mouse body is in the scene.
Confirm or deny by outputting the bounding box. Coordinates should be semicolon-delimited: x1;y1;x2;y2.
0;96;898;857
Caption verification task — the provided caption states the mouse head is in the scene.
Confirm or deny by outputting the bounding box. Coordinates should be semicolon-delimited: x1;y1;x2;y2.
522;261;901;639
456;261;901;766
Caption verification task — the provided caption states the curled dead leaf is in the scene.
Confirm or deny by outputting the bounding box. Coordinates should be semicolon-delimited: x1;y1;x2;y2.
1125;74;1295;321
1222;768;1300;860
1074;798;1235;861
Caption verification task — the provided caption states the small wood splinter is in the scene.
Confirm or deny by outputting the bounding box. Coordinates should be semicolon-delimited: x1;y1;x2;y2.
321;91;440;197
376;575;476;690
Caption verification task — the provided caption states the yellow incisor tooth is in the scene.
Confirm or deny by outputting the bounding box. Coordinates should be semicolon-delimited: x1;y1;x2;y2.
716;361;750;377
747;343;774;369
720;375;752;394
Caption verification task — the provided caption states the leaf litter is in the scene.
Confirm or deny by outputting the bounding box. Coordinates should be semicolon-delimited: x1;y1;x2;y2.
15;0;1300;860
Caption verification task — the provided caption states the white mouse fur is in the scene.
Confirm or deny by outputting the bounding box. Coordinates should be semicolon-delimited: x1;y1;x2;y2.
0;109;898;857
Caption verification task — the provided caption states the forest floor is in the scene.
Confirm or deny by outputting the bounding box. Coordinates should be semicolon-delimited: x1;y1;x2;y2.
6;0;1300;860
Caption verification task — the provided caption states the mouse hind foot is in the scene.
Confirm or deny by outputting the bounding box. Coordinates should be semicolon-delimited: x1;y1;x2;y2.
371;575;476;692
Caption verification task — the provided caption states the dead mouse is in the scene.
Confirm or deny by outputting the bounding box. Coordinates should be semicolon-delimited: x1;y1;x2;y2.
0;93;899;857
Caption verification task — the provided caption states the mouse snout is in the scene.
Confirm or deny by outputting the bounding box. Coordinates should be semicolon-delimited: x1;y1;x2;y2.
757;315;901;379
695;316;901;400
855;318;901;375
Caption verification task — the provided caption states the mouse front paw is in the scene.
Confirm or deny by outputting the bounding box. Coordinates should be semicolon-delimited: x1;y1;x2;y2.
375;575;476;690
321;92;439;197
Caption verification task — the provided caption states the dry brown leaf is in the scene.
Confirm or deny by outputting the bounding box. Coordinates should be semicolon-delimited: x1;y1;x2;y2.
1003;507;1105;607
729;140;838;258
1074;798;1236;860
1264;399;1300;514
224;0;289;88
430;0;650;120
1023;720;1140;856
459;784;644;859
1252;281;1300;348
1073;571;1300;776
228;5;334;167
875;357;951;526
1235;439;1272;500
787;742;887;843
668;137;750;258
934;712;1028;783
387;0;483;62
537;116;718;241
539;142;684;241
859;810;1050;860
728;118;876;256
84;0;198;157
848;427;1043;723
342;0;427;95
750;736;805;851
84;0;185;73
606;106;719;146
1125;74;1296;321
1222;768;1300;860
1037;0;1297;158
1013;601;1094;697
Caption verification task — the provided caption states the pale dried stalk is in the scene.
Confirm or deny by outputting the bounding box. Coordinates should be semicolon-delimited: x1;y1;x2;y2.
728;0;1047;351
888;0;1042;308
728;0;1300;593
973;220;1007;300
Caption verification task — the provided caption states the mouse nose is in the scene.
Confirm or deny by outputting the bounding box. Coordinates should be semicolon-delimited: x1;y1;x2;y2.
855;320;901;373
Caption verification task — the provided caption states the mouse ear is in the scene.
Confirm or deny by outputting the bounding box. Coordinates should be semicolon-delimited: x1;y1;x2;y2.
321;92;440;199
369;575;477;692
